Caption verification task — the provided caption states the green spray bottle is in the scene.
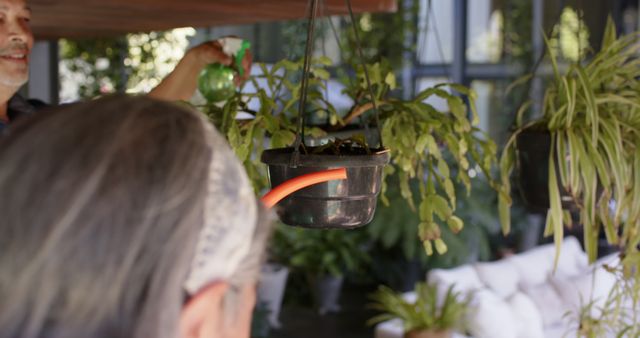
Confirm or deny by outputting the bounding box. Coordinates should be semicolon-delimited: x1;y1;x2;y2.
198;37;251;103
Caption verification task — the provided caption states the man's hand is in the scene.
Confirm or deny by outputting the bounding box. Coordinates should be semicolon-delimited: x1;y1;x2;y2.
235;47;253;85
185;40;232;68
149;38;253;101
184;40;253;85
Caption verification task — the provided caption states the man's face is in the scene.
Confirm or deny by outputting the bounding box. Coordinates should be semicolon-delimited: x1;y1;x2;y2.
0;0;32;89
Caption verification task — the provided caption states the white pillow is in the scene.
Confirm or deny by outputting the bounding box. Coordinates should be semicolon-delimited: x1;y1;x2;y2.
428;266;484;309
550;266;617;315
473;260;520;298
427;265;484;294
507;292;545;338
466;289;517;338
554;236;588;277
509;237;587;288
520;281;569;327
508;243;556;286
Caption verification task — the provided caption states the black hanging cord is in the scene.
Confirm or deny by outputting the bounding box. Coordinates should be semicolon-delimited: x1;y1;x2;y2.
291;0;386;163
291;0;320;166
344;0;384;149
418;0;450;77
508;0;566;129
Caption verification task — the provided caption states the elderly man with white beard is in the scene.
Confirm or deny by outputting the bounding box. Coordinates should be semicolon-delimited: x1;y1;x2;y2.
0;0;249;131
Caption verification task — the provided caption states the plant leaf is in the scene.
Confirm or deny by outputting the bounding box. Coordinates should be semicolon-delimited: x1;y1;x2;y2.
547;136;564;271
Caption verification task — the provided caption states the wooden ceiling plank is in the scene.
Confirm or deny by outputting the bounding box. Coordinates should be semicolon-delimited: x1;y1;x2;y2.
30;0;397;39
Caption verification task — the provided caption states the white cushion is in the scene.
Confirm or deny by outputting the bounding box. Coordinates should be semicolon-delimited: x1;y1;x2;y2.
466;289;518;338
428;266;484;310
509;236;587;288
520;281;569;327
473;260;520;298
543;323;577;338
373;316;472;338
374;318;404;338
508;244;556;287
507;292;545;338
427;265;484;294
554;236;588;277
401;291;417;303
595;252;620;267
550;265;617;315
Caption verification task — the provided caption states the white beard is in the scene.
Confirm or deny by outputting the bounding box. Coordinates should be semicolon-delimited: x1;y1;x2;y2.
0;70;28;88
0;41;30;88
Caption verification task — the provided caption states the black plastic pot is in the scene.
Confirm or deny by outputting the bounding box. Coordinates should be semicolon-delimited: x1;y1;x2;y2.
516;130;577;212
261;147;390;229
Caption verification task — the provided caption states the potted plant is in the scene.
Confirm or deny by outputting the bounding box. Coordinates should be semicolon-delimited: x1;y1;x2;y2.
261;0;392;229
196;0;500;238
367;171;503;291
498;17;640;267
256;223;295;328
250;301;272;338
568;263;640;337
284;227;370;315
198;54;500;251
368;282;470;338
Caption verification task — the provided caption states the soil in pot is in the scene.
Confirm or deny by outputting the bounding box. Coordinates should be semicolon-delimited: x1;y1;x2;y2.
405;329;452;338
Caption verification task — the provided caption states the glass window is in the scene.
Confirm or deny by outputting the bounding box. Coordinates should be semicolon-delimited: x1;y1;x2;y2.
417;0;454;64
467;0;504;64
415;77;451;111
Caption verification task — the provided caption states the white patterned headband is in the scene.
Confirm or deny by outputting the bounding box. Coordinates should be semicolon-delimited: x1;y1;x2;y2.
183;117;258;295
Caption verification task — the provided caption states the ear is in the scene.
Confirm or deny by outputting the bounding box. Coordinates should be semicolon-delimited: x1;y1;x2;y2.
179;282;229;338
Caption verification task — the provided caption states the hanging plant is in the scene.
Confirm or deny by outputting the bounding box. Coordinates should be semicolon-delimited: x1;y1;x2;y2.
499;17;640;269
199;56;499;252
197;2;500;253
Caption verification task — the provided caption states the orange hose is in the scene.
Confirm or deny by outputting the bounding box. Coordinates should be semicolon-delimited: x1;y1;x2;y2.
260;168;348;209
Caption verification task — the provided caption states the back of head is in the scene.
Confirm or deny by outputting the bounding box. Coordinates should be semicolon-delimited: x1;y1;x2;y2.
0;95;266;338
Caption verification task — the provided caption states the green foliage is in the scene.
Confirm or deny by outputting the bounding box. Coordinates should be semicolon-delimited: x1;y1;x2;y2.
378;80;500;255
367;282;470;333
198;57;332;193
503;0;533;66
267;223;297;265
59;29;193;100
60;37;129;98
499;17;640;269
278;226;370;277
199;55;500;255
566;263;640;337
368;172;497;266
340;0;419;70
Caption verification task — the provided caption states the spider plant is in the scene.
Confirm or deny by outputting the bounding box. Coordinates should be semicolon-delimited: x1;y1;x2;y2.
499;17;640;270
368;282;470;336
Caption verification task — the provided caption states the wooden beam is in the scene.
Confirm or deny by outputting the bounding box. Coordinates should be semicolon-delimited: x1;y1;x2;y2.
31;0;397;39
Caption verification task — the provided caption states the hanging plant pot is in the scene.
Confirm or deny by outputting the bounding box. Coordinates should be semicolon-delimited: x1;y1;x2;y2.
260;0;390;228
261;147;390;229
404;329;452;338
515;129;577;212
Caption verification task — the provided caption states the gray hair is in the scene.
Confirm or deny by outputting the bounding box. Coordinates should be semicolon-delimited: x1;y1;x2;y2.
0;95;271;338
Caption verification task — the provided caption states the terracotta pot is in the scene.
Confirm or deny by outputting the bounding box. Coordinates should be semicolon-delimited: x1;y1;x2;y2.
404;329;452;338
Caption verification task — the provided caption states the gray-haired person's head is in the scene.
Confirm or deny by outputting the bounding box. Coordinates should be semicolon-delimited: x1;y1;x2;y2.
0;95;272;338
